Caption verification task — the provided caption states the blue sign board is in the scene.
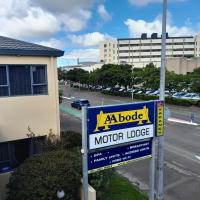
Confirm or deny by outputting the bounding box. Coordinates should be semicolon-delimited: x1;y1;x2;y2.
88;140;152;173
87;101;155;150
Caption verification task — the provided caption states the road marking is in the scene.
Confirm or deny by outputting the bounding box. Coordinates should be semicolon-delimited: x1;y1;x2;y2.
168;117;199;126
112;99;125;103
62;96;75;100
59;104;81;119
195;155;200;161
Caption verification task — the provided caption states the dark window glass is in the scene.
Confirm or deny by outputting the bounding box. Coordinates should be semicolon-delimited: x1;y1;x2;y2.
32;66;46;84
0;67;7;85
0;143;10;173
0;87;9;96
9;65;31;96
33;85;47;95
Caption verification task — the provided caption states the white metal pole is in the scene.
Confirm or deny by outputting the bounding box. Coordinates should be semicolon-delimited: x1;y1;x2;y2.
149;139;156;200
82;106;88;200
157;0;167;200
131;66;134;100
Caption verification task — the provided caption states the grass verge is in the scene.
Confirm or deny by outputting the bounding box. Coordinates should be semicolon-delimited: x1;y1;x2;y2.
99;172;148;200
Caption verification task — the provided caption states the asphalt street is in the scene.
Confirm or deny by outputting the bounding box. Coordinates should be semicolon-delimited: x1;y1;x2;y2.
60;86;200;200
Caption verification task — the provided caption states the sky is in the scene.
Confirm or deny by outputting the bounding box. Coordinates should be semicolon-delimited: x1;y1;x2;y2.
0;0;199;66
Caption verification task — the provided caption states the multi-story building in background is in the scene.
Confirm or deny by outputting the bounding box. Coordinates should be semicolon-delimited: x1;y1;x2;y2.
99;40;118;64
100;33;200;69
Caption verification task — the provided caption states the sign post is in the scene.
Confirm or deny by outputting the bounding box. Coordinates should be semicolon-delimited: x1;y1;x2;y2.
82;106;88;200
157;0;167;200
81;100;164;200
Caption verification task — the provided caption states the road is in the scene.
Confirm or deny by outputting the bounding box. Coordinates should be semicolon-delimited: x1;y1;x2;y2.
60;86;200;200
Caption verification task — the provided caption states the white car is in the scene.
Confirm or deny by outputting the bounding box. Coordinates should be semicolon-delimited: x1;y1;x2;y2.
181;93;198;100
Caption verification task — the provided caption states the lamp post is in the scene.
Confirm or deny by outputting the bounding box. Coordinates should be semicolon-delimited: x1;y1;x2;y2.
57;190;65;199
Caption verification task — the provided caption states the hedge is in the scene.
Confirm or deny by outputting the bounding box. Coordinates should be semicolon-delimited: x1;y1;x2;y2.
101;91;200;107
7;150;81;200
7;131;112;200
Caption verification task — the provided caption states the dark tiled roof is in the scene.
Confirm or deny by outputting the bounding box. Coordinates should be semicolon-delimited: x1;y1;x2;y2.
0;36;64;57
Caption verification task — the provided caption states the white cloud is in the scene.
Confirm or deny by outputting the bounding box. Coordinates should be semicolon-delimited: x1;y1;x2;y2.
128;0;186;7
63;48;99;62
0;0;29;18
37;38;66;49
0;7;60;40
33;0;95;14
60;10;92;32
125;14;195;37
0;0;95;40
71;32;114;47
97;4;111;21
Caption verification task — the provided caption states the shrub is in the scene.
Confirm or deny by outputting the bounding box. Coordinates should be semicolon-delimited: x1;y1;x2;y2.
89;170;114;198
195;100;200;107
101;90;199;107
7;130;113;200
7;150;81;200
40;130;82;152
61;131;82;149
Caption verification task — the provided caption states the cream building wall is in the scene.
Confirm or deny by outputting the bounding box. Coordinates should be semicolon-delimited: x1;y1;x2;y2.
166;57;200;75
99;40;118;64
0;56;60;143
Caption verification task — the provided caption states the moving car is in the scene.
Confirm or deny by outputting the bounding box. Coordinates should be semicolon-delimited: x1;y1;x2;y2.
71;99;90;110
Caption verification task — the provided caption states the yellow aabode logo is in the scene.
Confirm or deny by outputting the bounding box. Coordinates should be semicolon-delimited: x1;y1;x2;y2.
94;106;151;132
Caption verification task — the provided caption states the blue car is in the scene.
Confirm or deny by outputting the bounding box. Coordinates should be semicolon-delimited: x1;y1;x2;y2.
71;99;90;110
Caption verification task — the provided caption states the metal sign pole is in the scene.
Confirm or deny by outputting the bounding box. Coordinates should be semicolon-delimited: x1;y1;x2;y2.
82;106;88;200
157;0;167;200
149;138;156;200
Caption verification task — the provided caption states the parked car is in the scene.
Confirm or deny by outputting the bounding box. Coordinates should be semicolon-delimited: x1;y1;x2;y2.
71;99;90;110
172;92;187;99
103;87;111;92
181;93;200;100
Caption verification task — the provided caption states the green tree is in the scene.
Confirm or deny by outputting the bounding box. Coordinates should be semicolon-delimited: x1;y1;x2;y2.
66;68;89;84
57;68;67;81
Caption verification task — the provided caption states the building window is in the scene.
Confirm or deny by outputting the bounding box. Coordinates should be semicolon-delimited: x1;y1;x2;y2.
0;65;47;97
0;66;9;96
32;66;48;95
104;44;107;48
0;143;10;172
0;137;45;174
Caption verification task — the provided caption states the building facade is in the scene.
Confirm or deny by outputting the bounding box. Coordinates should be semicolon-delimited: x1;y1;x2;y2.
99;40;118;64
0;36;64;200
166;57;200;75
100;33;200;69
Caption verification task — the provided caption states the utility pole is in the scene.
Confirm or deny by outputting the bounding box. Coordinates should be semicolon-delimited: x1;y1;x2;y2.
131;65;134;100
157;0;167;200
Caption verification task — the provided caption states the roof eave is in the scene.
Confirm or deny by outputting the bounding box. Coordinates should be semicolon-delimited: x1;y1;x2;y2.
0;49;64;57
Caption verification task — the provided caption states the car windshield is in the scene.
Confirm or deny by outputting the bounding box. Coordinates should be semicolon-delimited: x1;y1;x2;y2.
81;100;89;104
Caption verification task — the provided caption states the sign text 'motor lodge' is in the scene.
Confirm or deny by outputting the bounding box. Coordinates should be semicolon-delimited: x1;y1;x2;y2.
94;106;151;132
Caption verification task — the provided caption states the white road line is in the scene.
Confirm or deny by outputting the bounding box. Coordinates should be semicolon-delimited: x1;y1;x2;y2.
62;96;75;100
168;117;199;126
112;99;125;103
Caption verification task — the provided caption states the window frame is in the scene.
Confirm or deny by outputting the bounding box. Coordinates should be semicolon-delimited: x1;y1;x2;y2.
0;65;10;96
31;65;48;95
0;64;48;97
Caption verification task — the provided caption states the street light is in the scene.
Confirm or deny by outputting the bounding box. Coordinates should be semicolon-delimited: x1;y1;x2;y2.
57;190;65;199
